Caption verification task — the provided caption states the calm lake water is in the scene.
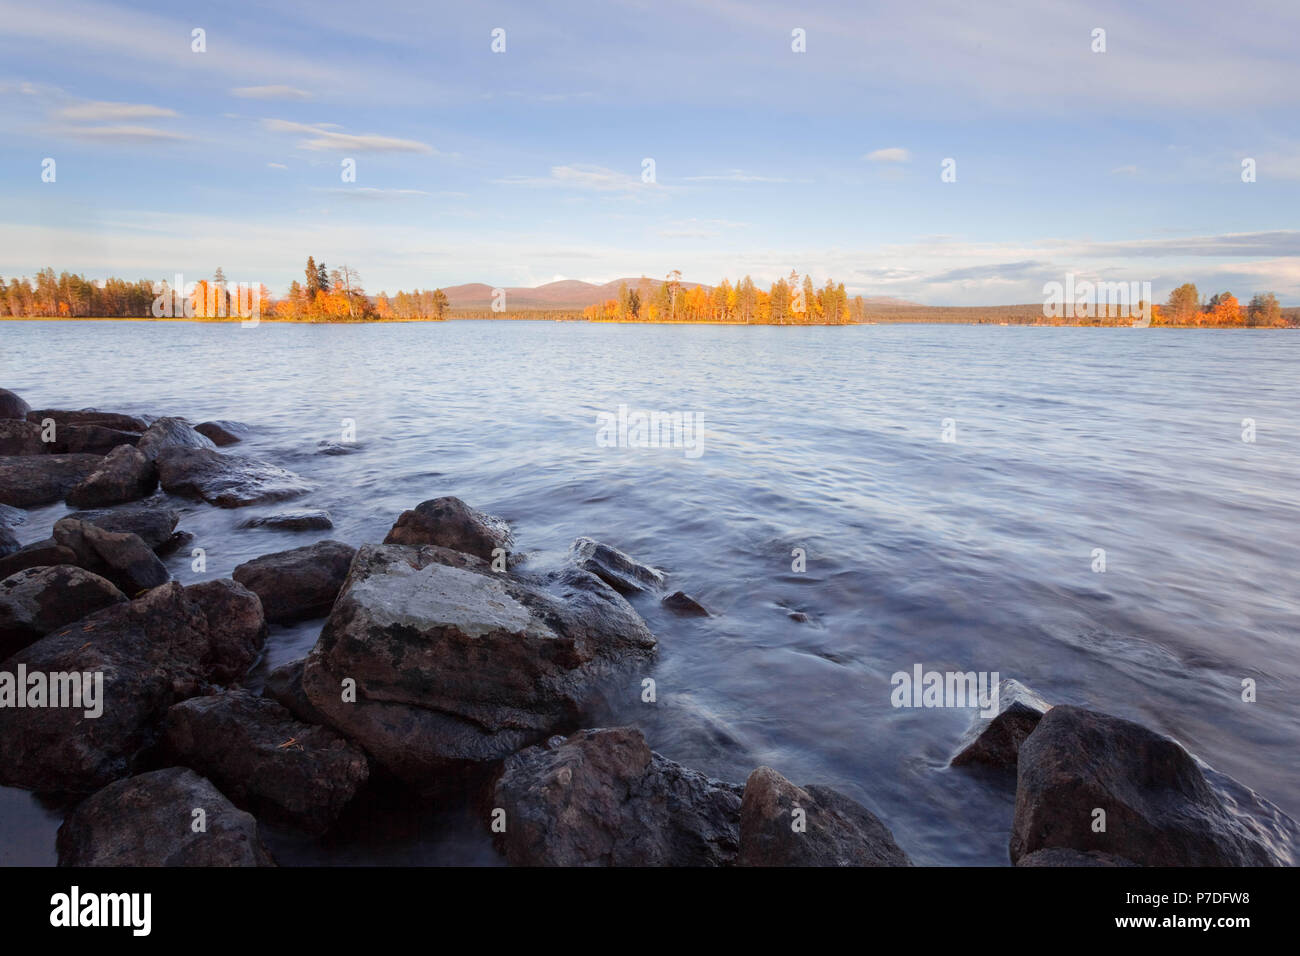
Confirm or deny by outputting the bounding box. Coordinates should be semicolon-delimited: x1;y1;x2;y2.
2;320;1298;866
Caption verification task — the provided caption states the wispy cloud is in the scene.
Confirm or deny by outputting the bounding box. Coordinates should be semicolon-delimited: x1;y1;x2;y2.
683;169;789;183
262;119;434;154
496;164;655;194
56;100;176;121
232;85;312;100
53;124;189;143
864;147;910;163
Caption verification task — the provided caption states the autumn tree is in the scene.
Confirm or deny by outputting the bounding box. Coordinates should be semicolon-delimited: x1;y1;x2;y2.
1165;283;1200;325
1247;292;1282;327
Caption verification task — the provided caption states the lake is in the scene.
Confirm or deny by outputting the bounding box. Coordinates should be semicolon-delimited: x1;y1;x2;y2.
2;320;1297;865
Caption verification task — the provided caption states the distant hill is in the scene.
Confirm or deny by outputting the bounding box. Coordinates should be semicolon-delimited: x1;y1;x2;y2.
441;278;919;310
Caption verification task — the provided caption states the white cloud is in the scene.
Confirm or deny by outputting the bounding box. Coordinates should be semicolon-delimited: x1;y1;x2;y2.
496;164;654;194
56;100;177;120
262;119;434;154
232;85;312;100
53;124;189;143
864;147;910;163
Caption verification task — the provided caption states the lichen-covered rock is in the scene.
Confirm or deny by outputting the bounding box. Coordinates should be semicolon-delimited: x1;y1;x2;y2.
163;690;368;834
0;453;103;507
493;727;742;866
52;517;168;595
736;766;911;866
56;767;274;866
0;565;126;660
300;544;656;789
0;419;46;455
66;444;157;508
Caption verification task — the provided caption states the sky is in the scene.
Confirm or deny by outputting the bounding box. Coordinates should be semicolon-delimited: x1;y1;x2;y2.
1;0;1298;305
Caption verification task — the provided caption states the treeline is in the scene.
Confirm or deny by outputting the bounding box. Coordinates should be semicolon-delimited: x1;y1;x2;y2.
581;271;864;324
269;258;447;321
1;268;158;317
1154;285;1287;327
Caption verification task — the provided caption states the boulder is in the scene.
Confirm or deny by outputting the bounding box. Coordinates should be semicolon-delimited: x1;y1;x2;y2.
950;678;1051;770
1010;706;1299;866
662;590;710;616
232;540;356;624
52;517;168;595
0;419;46;455
1017;848;1138;867
156;446;313;508
0;538;79;579
263;658;330;727
49;424;141;455
68;505;181;553
0;582;262;792
383;496;512;561
183;579;266;683
0;565;126;660
26;409;147;432
135;417;216;460
0;453;103;507
238;509;333;531
65;444;157;508
570;536;665;594
194;420;249;446
0;389;31;421
493;727;742;866
56;767;274;866
163;690;368;834
737;766;911;866
300;544;657;789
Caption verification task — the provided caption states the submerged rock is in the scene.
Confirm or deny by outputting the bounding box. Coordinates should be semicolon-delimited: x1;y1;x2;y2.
0;582;263;792
66;444;157;508
0;565;127;661
67;505;181;554
493;727;742;866
232;540;356;623
163;690;368;834
135;416;216;460
570;536;665;594
238;509;333;531
383;496;512;561
0;389;31;421
0;420;46;455
300;544;657;789
0;453;103;507
950;678;1051;770
737;766;911;867
194;420;249;446
56;767;275;866
156;446;313;508
1010;706;1299;866
662;590;710;616
52;517;168;595
26;409;147;433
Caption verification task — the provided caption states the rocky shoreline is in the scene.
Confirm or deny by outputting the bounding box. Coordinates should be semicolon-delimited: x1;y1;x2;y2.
1;384;1296;866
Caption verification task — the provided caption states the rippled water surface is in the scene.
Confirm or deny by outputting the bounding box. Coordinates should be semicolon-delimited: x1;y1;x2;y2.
2;320;1298;865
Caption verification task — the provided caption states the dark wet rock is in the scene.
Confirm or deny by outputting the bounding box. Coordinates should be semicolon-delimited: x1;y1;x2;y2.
316;440;358;455
570;536;665;594
0;538;79;579
238;509;333;531
194;420;248;446
65;444;157;508
183;579;266;683
0;453;103;507
52;517;168;595
951;678;1051;770
26;408;148;433
300;544;657;789
737;766;911;867
0;419;46;455
1017;848;1138;867
1010;706;1299;866
0;565;127;660
163;690;368;834
135;416;216;461
68;505;180;553
232;540;355;624
0;389;31;421
662;590;710;616
788;611;811;623
0;583;252;792
156;446;313;508
493;727;742;866
50;424;141;455
0;505;19;557
383;496;512;561
263;658;330;726
56;767;274;866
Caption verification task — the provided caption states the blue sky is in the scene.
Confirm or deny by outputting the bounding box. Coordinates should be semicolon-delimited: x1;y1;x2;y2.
2;0;1298;304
